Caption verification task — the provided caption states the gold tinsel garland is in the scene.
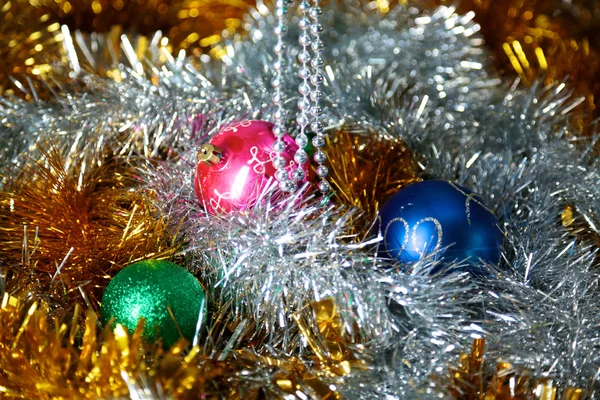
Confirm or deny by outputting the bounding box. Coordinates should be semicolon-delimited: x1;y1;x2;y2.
0;146;178;309
0;0;253;95
326;129;420;237
0;1;63;95
0;288;359;398
442;339;585;400
32;0;250;54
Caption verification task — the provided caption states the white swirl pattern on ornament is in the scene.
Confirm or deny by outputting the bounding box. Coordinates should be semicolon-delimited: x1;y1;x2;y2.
383;217;443;258
448;182;493;226
210;189;233;213
247;146;277;174
383;217;410;253
411;217;443;257
208;143;294;212
223;120;253;133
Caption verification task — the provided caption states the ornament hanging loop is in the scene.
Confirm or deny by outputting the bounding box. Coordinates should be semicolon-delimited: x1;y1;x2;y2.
197;144;222;165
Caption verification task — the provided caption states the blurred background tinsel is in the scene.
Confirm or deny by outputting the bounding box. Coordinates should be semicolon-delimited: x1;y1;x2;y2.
1;0;600;398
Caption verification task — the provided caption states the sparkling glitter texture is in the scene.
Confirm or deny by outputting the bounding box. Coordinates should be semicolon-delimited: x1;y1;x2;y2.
1;0;600;399
0;146;177;308
326;129;420;237
429;0;600;134
100;260;207;348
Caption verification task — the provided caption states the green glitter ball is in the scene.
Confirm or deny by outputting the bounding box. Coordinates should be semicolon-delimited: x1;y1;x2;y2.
100;260;206;348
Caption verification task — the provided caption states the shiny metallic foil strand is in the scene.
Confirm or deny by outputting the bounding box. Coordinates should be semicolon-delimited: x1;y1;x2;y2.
440;339;585;400
326;129;420;238
29;0;253;57
561;204;600;264
7;27;178;103
0;0;63;96
38;26;177;87
2;0;600;398
0;145;177;309
0;288;346;399
0;28;222;173
425;0;600;133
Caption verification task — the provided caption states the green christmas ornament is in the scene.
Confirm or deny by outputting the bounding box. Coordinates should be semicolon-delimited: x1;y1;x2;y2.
100;259;206;347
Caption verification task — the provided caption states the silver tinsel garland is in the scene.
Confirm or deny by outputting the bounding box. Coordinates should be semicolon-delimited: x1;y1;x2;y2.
2;0;600;398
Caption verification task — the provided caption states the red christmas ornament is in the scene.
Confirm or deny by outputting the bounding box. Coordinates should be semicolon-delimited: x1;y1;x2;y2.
194;120;310;214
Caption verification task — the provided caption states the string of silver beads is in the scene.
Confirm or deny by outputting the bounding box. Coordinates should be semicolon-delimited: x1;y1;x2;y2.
272;0;296;193
308;0;330;193
291;0;312;184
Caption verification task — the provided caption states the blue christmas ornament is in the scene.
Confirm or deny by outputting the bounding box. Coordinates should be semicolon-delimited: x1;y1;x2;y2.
378;180;503;267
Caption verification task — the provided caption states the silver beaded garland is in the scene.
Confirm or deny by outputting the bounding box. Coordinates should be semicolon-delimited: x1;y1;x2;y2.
273;0;329;194
310;1;329;193
272;0;293;192
292;0;312;186
292;0;330;193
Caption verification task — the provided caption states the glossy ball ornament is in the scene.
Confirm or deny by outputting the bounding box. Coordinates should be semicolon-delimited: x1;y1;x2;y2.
194;120;311;214
378;180;503;267
100;260;207;348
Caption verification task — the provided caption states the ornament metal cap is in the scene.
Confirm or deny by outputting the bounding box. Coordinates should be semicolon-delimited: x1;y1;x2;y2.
197;143;222;165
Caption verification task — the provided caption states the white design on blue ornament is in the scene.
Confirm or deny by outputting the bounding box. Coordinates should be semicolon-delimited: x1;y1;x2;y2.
384;217;444;257
447;181;494;226
411;217;443;257
378;180;502;268
383;217;410;254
